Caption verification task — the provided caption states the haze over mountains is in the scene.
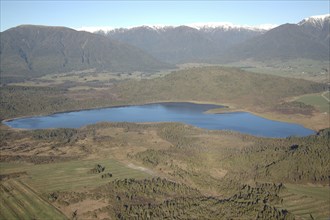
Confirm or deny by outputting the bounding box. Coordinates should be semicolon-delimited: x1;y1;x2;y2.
0;14;329;82
0;25;171;82
222;15;330;62
104;14;329;63
104;23;274;63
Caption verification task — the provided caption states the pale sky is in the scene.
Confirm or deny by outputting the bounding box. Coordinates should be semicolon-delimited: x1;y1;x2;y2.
1;1;329;31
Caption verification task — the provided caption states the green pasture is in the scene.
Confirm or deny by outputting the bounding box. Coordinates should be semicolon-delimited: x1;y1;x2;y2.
0;179;67;220
296;92;329;113
279;184;330;220
0;158;150;193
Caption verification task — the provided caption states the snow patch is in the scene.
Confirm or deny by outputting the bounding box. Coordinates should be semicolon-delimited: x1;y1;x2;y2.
298;14;329;29
74;22;278;34
186;22;277;31
298;14;330;26
307;14;330;20
73;14;329;34
75;26;114;33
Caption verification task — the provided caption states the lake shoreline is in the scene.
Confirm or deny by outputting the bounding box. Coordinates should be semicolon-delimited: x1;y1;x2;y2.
2;100;323;132
2;102;316;138
1;100;226;123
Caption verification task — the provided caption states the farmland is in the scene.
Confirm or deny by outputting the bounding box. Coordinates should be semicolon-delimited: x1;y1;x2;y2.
295;92;330;113
0;158;150;193
223;59;329;83
0;179;67;220
278;184;330;219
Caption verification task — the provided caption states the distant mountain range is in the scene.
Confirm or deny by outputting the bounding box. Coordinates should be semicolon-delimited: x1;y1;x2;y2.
104;24;269;63
0;14;329;82
0;25;171;82
103;14;329;63
221;14;330;62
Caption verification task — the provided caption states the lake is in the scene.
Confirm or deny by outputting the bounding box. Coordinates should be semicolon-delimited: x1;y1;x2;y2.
3;102;314;138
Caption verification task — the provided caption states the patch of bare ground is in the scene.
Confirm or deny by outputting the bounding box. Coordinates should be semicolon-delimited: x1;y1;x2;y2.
57;199;109;219
255;110;329;131
127;163;155;175
103;129;172;161
209;168;228;179
207;104;328;131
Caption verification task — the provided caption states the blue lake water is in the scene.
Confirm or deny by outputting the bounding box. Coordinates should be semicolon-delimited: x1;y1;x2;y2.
3;102;315;138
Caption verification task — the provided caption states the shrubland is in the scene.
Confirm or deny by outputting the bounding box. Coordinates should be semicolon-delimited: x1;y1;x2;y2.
1;122;329;219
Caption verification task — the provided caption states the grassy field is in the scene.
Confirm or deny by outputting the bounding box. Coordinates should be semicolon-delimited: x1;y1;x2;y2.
0;158;150;193
115;66;326;107
279;184;330;220
0;179;67;220
9;68;174;88
295;92;329;113
324;91;330;100
223;59;329;83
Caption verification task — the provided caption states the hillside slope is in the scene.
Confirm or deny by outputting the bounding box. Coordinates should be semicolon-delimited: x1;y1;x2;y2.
221;23;329;62
106;25;265;63
298;14;330;45
104;15;329;64
0;25;171;83
115;66;326;108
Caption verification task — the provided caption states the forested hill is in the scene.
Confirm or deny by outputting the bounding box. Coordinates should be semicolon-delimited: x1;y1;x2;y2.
0;25;171;83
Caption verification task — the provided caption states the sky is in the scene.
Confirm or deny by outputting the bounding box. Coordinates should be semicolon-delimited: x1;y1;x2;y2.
1;1;329;32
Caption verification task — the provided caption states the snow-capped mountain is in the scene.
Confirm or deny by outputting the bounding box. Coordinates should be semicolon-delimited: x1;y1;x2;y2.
76;22;277;34
76;26;115;33
75;14;329;35
220;14;330;63
102;23;268;63
185;22;277;31
73;14;329;64
298;14;330;29
298;14;329;45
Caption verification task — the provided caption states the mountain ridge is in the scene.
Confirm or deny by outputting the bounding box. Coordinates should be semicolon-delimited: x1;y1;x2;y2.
103;14;329;64
1;14;329;82
220;22;329;62
298;14;330;27
75;14;329;34
0;25;171;83
76;22;277;33
106;24;265;63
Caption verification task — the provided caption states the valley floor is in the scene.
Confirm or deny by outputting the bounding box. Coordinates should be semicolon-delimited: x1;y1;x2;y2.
1;66;329;219
0;122;329;219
